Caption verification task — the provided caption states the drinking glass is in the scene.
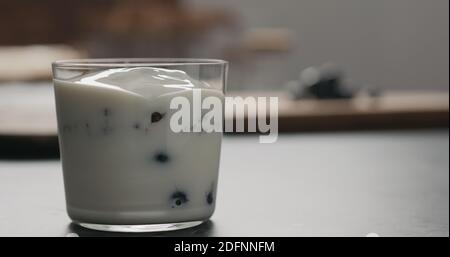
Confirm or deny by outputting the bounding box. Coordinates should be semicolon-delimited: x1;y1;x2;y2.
52;58;227;232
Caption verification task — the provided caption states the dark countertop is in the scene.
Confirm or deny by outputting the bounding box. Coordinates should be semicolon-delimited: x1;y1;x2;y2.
0;129;448;237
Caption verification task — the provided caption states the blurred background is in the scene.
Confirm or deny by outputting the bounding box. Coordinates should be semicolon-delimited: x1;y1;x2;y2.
0;0;448;157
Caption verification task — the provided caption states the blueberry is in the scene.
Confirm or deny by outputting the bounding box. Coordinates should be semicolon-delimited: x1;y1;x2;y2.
154;152;170;163
206;191;214;205
171;191;188;207
151;112;164;123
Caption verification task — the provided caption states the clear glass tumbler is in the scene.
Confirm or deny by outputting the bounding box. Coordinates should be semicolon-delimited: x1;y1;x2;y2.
52;59;227;232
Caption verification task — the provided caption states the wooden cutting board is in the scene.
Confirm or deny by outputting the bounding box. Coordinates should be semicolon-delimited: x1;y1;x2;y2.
226;90;449;132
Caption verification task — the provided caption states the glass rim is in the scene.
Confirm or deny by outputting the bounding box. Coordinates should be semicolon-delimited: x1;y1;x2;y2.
53;58;228;69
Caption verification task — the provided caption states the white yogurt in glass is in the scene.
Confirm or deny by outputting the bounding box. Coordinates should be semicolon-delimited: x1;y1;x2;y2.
53;67;223;228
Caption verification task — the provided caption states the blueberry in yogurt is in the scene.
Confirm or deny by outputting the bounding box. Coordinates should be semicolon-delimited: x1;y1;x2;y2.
154;152;170;163
151;112;164;123
171;191;188;208
206;191;214;205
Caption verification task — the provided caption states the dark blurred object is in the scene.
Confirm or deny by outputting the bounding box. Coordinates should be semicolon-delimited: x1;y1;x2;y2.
287;62;380;100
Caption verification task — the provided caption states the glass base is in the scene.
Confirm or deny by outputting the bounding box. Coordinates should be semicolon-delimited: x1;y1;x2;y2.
75;220;205;233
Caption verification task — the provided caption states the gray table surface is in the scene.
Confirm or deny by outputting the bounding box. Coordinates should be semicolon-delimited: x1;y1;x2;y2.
0;129;448;237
